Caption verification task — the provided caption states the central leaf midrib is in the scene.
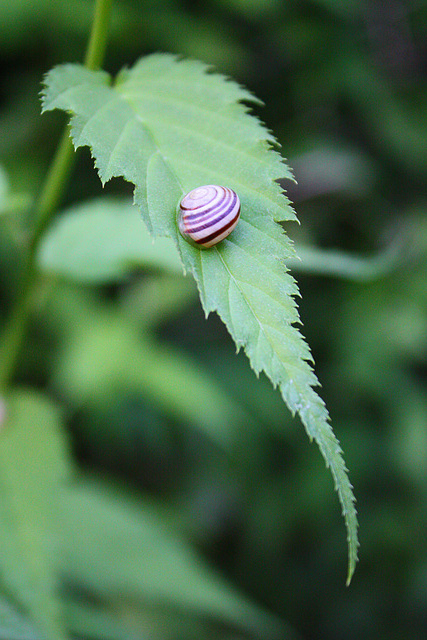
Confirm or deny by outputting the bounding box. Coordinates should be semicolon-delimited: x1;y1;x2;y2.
114;88;291;216
214;247;307;395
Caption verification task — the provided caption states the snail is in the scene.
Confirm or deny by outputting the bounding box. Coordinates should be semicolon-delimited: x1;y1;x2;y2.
178;185;241;248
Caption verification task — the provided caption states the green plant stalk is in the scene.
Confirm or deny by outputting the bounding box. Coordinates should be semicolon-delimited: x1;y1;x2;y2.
0;0;113;393
84;0;113;71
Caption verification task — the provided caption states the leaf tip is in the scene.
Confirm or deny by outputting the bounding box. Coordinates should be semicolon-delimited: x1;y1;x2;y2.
346;556;358;586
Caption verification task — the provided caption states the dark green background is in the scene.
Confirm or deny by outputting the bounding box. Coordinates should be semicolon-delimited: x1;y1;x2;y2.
1;0;427;638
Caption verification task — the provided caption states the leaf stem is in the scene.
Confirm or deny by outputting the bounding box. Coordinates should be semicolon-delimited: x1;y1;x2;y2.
287;239;406;281
0;0;113;393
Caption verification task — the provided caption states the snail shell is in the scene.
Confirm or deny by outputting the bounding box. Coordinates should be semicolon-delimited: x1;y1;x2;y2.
178;185;240;248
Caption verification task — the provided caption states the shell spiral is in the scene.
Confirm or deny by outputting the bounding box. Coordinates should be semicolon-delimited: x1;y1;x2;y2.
178;185;241;248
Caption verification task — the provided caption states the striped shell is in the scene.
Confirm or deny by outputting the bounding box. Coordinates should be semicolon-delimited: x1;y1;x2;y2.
178;185;241;248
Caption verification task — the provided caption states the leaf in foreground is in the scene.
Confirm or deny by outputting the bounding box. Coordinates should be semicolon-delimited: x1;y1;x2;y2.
0;389;71;640
0;595;40;640
59;479;285;638
41;53;358;581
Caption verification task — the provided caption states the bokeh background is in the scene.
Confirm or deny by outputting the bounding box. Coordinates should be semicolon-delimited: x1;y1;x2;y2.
1;0;427;639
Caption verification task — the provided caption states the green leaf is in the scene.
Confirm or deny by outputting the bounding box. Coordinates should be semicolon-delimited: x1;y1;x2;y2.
58;479;284;638
42;53;358;581
63;599;138;640
0;167;9;210
0;595;40;640
0;388;72;640
38;197;182;283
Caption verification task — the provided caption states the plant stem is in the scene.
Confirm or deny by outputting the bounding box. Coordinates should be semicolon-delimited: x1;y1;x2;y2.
84;0;113;71
0;0;113;393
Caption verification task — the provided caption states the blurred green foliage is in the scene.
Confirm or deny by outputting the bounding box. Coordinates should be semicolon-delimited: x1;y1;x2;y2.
0;0;427;639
